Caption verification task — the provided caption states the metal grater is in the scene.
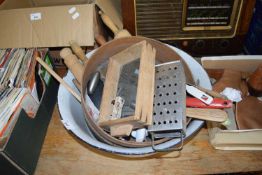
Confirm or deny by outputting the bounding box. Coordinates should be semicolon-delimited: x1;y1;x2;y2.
148;61;186;151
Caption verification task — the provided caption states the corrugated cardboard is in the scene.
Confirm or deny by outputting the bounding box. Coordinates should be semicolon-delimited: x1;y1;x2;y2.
0;0;94;48
201;56;262;150
0;0;93;10
0;0;34;10
32;0;123;29
0;0;123;49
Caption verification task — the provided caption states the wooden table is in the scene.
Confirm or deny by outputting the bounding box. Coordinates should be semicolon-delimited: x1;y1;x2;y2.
35;105;262;175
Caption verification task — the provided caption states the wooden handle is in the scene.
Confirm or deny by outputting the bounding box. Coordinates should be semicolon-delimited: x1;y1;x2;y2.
114;29;131;39
188;83;227;99
69;40;88;63
99;11;119;35
72;78;81;92
196;86;227;99
98;11;131;41
36;57;81;102
95;35;107;46
60;48;83;84
186;108;227;122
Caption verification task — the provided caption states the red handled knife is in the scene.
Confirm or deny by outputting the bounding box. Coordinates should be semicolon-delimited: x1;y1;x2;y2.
186;97;232;109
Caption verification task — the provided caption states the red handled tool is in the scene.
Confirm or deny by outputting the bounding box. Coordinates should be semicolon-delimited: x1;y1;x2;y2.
186;97;232;109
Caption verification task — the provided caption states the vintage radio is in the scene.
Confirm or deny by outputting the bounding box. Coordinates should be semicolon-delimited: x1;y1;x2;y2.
122;0;256;56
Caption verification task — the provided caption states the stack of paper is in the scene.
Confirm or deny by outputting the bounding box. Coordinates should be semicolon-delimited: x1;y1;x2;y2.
0;48;39;139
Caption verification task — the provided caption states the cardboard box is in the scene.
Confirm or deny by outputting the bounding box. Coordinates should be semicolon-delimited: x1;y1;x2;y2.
0;0;123;49
0;0;94;48
201;56;262;150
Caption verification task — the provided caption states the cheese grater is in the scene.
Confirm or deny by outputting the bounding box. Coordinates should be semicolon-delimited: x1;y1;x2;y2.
148;60;186;151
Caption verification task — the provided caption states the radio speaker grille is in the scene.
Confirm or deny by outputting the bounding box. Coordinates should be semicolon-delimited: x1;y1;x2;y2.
135;0;242;40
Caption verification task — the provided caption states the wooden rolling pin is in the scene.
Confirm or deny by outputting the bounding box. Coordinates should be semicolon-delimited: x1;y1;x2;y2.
68;40;101;94
69;41;88;63
69;39;106;63
60;48;83;84
99;11;131;39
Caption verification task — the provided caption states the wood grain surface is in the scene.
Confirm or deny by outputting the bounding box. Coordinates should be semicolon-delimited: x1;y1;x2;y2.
35;105;262;175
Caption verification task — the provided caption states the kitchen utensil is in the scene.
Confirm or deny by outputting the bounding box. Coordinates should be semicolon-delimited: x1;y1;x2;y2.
186;97;232;109
148;61;186;151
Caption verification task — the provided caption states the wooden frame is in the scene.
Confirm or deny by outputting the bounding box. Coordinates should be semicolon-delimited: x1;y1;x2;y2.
98;41;155;130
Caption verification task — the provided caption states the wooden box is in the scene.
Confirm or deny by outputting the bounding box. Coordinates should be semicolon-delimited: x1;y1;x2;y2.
201;55;262;150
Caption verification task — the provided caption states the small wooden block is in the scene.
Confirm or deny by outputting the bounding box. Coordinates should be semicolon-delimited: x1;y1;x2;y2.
186;108;228;123
110;124;133;137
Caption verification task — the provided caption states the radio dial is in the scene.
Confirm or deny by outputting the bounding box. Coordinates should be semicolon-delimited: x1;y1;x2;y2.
195;40;205;49
219;40;230;49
